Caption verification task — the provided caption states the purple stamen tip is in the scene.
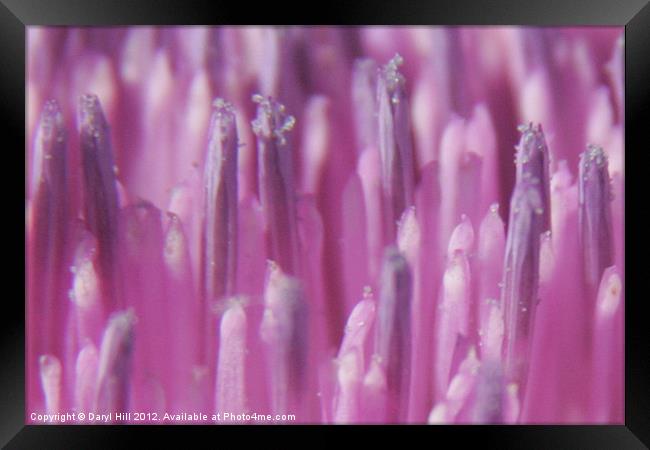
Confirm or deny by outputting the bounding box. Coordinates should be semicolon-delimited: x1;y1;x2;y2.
34;100;67;189
377;55;415;236
78;94;120;297
579;144;613;293
515;122;551;231
252;94;296;147
209;98;237;145
202;98;239;301
379;54;406;102
252;95;299;274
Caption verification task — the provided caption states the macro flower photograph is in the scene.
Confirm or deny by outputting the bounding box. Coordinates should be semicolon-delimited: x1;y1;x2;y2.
26;25;624;424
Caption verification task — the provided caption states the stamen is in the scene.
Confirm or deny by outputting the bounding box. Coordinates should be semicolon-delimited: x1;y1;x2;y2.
514;123;551;232
579;144;613;296
501;178;544;393
202;98;239;301
201;98;239;365
79;94;120;310
377;54;415;240
32;100;67;197
375;246;412;421
252;95;299;274
29;100;69;399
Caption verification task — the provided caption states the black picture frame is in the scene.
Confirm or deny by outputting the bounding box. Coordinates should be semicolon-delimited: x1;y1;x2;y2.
4;0;648;448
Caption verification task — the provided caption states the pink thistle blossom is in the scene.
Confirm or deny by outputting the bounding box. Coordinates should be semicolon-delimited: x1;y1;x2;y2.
26;26;624;424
